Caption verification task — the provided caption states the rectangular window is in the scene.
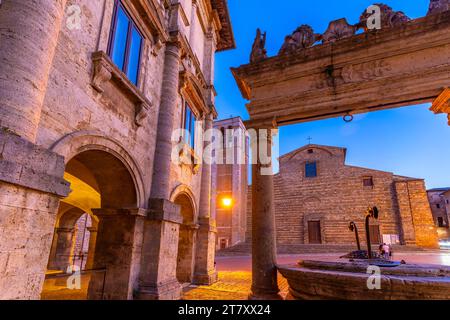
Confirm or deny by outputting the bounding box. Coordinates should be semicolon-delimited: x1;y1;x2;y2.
437;204;441;209
363;177;374;187
305;162;317;178
183;103;196;149
438;217;444;227
108;0;143;85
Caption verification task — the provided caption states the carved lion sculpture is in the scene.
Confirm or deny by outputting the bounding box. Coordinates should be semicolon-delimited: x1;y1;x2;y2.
427;0;450;15
359;3;410;31
279;24;320;55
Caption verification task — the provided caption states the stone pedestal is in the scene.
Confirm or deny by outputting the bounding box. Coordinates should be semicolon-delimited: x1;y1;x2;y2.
87;208;145;300
248;126;282;300
135;199;183;300
193;217;218;285
0;132;69;299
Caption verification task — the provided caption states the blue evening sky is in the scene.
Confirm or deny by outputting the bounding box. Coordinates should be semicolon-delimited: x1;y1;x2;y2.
213;0;450;189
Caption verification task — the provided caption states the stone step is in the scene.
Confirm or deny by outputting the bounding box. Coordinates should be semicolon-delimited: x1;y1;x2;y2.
216;243;435;256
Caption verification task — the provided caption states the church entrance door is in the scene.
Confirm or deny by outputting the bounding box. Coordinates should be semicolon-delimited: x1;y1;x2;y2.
308;221;322;244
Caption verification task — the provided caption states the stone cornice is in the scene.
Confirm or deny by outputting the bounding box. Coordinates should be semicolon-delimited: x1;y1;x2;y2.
232;10;450;126
210;0;235;51
127;0;169;43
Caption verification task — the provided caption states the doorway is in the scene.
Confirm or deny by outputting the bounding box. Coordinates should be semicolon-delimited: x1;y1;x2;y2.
308;221;322;244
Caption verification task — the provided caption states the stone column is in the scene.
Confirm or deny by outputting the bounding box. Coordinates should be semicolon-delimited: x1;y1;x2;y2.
248;125;282;300
85;227;98;270
87;209;145;300
150;39;181;201
138;37;184;299
0;0;67;141
47;228;75;271
0;0;70;300
193;113;218;284
189;0;198;45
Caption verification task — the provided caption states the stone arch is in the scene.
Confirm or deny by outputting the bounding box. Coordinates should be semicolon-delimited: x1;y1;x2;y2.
172;186;198;284
50;130;146;208
170;184;197;223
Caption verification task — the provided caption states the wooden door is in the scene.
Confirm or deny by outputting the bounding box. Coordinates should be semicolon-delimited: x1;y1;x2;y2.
369;225;381;244
308;221;322;244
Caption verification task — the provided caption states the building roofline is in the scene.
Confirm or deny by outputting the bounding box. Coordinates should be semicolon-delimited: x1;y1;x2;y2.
211;0;236;52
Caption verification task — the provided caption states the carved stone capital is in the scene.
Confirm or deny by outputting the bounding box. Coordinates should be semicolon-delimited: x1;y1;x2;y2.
430;88;450;125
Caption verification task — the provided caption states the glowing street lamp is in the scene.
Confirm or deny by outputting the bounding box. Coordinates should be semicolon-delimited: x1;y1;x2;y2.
221;197;233;208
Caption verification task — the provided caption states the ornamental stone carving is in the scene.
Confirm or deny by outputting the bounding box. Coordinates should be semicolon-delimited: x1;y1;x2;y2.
250;28;267;63
359;3;410;31
427;0;450;15
322;18;358;43
430;88;450;125
279;25;320;55
341;60;391;83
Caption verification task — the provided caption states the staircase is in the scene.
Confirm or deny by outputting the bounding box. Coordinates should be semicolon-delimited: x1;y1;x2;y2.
216;242;435;257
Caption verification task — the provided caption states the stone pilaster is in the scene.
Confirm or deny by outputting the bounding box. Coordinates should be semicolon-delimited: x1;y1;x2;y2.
0;132;69;300
247;125;282;300
47;227;75;271
85;227;98;270
193;113;218;285
87;208;145;300
135;200;182;300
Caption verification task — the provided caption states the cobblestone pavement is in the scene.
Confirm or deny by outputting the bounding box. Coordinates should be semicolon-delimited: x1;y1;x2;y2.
41;251;450;300
182;271;289;300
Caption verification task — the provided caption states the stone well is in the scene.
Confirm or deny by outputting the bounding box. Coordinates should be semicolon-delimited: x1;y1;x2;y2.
278;260;450;300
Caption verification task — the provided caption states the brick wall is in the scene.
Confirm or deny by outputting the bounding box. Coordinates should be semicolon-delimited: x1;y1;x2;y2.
246;145;438;248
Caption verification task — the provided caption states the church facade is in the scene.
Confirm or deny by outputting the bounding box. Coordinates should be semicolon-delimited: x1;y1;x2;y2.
0;0;234;300
246;145;439;248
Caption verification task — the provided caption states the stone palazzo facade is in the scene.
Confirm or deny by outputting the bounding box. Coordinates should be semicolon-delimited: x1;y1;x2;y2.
246;145;439;248
211;117;248;250
0;0;234;299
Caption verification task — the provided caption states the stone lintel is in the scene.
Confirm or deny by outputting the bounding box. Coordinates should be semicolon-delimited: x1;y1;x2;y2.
147;198;182;224
0;131;70;197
